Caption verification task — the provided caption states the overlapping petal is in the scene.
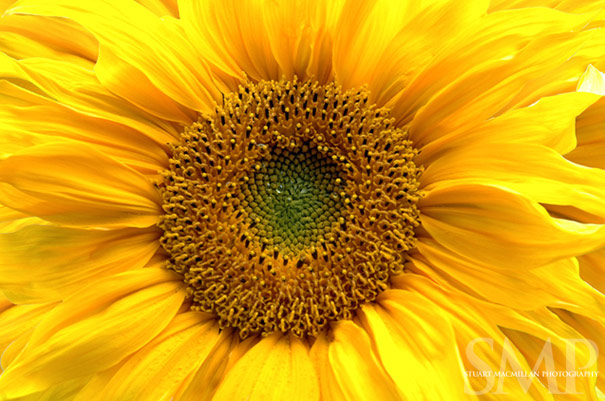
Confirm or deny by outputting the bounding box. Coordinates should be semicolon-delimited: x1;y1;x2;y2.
310;322;403;401
212;333;319;401
0;143;162;228
8;0;221;115
0;269;185;399
82;313;225;401
358;291;473;400
419;183;605;269
0;225;159;303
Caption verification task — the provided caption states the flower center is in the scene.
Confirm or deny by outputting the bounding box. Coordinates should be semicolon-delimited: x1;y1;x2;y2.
158;79;422;338
241;146;345;255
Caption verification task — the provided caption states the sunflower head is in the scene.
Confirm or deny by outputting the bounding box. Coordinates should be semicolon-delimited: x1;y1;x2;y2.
2;0;605;400
158;78;423;338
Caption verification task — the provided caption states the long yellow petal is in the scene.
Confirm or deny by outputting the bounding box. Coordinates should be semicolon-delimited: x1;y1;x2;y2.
3;377;89;401
419;183;605;269
8;0;220;114
0;269;185;398
500;308;600;399
0;100;169;173
418;91;598;164
136;0;178;17
391;275;560;400
0;226;159;303
92;313;225;401
212;334;319;401
391;8;596;127
0;53;182;142
554;309;605;392
326;321;404;401
0;206;47;233
358;294;473;400
414;240;605;317
0;11;97;65
577;248;605;293
408;30;601;147
0;301;57;369
421;141;605;218
172;328;236;401
308;333;347;401
489;0;605;14
568;97;605;170
334;0;488;106
178;0;278;84
0;142;161;228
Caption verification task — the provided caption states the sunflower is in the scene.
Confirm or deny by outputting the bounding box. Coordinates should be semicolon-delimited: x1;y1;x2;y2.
1;0;605;400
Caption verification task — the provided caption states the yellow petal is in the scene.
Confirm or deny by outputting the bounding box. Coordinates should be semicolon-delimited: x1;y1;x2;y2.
489;0;605;14
0;301;57;368
0;225;159;303
577;64;605;95
418;91;598;164
8;0;220;114
4;378;89;401
421;141;605;218
172;328;236;401
334;0;488;105
0;292;10;312
0;269;185;398
391;275;559;399
0;206;48;233
326;321;404;401
212;334;319;401
392;8;595;127
577;248;605;293
501;309;600;398
93;313;225;401
0;142;161;228
308;333;347;401
420;183;605;269
554;309;605;392
136;0;178;17
567;97;605;170
261;0;344;83
0;11;97;66
178;0;278;84
0;99;169;173
72;362;128;401
358;292;472;400
413;240;605;316
408;29;599;148
0;52;185;136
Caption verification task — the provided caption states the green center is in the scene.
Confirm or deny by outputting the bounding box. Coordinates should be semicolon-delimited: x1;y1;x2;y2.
241;146;345;254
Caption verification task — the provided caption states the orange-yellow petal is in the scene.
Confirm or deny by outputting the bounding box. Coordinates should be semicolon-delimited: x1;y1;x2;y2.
89;313;224;401
0;142;162;228
323;321;404;401
418;91;598;164
212;334;319;401
0;52;185;136
334;0;488;106
0;269;185;398
0;226;159;303
8;0;220;115
412;242;605;317
358;292;472;400
391;8;596;127
0;301;57;369
421;141;605;218
419;183;605;269
172;328;236;401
